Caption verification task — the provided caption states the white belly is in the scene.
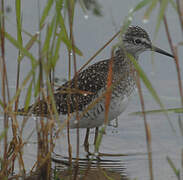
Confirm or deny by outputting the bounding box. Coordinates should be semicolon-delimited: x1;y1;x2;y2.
59;92;135;129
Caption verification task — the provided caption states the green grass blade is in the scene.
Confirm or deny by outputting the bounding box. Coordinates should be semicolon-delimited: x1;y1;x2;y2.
15;0;22;45
127;54;164;108
8;62;39;109
130;107;183;116
5;32;37;66
167;156;180;179
0;129;8;142
0;98;3;108
95;126;106;153
127;54;175;131
155;0;169;37
144;0;159;20
48;15;58;56
133;0;151;12
78;0;88;15
56;3;83;56
61;34;83;56
120;0;151;38
56;1;67;37
24;80;33;111
18;32;39;63
41;61;59;120
42;24;54;56
40;0;54;27
48;17;59;68
34;75;41;98
79;0;102;16
52;30;62;67
169;0;178;11
101;169;115;180
66;0;75;25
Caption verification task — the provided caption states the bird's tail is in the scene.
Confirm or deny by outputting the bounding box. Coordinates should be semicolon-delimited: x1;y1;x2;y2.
17;99;50;117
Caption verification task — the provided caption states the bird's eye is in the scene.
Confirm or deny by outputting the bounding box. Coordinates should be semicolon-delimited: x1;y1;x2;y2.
135;39;141;44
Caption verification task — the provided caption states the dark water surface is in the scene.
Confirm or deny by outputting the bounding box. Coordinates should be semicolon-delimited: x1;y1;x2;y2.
1;0;183;179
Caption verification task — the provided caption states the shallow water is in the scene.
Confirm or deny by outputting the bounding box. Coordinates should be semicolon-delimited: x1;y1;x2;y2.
1;0;183;179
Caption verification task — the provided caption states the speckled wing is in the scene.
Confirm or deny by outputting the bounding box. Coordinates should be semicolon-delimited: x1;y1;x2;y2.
18;59;111;116
54;59;110;114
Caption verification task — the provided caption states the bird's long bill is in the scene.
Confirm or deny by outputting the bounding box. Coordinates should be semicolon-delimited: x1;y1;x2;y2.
151;45;174;58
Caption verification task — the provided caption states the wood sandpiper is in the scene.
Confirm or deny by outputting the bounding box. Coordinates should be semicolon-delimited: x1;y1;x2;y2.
19;26;174;151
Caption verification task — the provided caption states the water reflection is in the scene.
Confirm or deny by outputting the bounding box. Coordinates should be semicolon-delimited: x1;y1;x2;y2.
52;153;129;180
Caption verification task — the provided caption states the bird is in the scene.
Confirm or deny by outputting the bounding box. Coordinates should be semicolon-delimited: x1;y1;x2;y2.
18;25;174;152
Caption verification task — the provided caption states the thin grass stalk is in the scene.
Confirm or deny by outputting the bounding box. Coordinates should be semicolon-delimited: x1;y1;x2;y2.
45;29;55;180
37;1;43;94
72;26;80;180
49;16;57;85
37;1;51;179
45;24;52;94
0;14;10;104
7;117;25;175
37;0;43;169
181;148;183;180
104;50;114;125
15;62;20;111
0;0;10;177
100;167;115;180
44;23;56;173
65;10;73;164
61;0;74;168
136;74;154;180
67;4;73;164
79;71;128;121
67;1;80;179
50;19;57;87
9;0;24;174
176;0;183;36
14;0;23;112
94;50;114;153
167;156;180;180
78;30;120;73
67;51;72;165
174;1;183;177
163;15;183;106
66;97;72;167
7;130;25;175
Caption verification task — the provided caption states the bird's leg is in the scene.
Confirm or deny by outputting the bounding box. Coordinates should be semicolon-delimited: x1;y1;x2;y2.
94;127;99;146
84;128;90;153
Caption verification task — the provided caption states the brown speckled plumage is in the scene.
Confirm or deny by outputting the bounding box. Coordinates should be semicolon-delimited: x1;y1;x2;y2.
19;48;135;116
18;26;173;128
124;26;151;42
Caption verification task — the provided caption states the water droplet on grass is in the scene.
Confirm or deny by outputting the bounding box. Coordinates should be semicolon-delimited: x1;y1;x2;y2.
84;14;89;19
143;18;149;24
128;16;133;22
74;120;78;124
129;8;134;13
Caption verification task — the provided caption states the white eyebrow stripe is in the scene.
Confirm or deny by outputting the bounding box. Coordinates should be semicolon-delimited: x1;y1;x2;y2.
137;38;150;44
